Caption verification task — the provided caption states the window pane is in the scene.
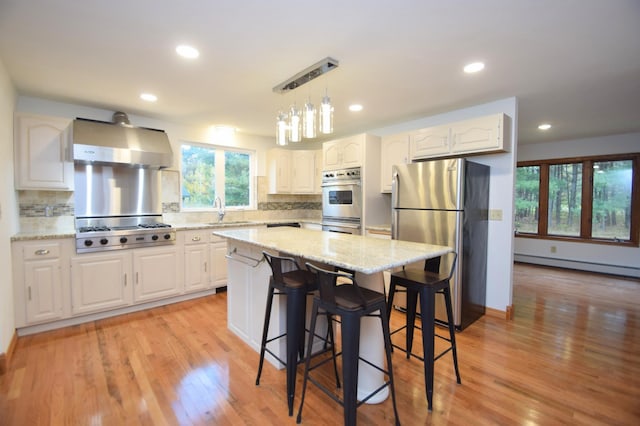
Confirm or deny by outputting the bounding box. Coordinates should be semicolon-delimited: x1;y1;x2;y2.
181;145;215;208
515;166;540;233
592;160;632;240
548;163;582;236
224;151;250;207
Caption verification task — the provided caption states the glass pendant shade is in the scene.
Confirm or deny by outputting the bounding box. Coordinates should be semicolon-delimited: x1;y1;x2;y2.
303;99;317;139
289;104;302;142
276;111;288;146
320;94;334;134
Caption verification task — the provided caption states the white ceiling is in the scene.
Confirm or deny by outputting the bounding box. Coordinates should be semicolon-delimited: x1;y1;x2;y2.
1;0;639;145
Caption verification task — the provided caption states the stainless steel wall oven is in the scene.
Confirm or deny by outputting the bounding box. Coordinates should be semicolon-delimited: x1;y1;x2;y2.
321;167;362;234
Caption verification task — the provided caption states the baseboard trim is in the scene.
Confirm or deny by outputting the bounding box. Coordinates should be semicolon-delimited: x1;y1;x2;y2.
0;330;18;375
486;306;513;321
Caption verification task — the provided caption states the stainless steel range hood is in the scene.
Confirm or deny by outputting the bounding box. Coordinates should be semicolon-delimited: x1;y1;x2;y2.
73;112;173;168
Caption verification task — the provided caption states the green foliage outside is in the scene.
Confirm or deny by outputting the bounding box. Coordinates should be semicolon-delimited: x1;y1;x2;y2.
515;166;539;233
181;145;215;208
225;151;250;207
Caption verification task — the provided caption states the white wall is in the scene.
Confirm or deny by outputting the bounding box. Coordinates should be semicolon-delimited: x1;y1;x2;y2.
371;97;519;313
0;58;18;355
515;132;640;277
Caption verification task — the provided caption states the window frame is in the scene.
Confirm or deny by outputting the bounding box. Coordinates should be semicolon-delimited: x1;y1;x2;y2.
516;153;640;247
180;141;256;211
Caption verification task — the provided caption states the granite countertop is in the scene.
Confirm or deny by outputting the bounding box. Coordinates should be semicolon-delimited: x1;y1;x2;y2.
214;227;451;274
10;219;322;242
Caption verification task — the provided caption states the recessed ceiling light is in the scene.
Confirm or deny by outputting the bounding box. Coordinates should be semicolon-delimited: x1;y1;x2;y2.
176;45;199;59
349;104;363;112
538;123;552;130
463;62;485;73
140;93;157;102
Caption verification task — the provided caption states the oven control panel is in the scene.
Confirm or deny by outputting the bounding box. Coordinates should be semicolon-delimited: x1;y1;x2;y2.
322;167;361;182
76;228;176;253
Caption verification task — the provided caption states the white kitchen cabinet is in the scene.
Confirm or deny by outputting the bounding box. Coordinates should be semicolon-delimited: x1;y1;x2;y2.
14;113;74;191
268;149;319;194
450;113;507;154
322;134;365;171
133;245;182;302
12;239;74;327
183;229;210;292
70;251;132;315
380;133;410;193
210;233;228;289
409;125;451;160
291;150;316;193
409;113;508;161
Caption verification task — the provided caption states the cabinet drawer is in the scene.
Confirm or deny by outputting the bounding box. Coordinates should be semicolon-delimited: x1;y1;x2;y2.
183;230;209;245
210;234;226;243
23;242;61;260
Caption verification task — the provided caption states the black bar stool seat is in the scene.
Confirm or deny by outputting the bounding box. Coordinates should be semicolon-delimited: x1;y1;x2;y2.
297;263;400;426
387;252;461;411
256;252;339;416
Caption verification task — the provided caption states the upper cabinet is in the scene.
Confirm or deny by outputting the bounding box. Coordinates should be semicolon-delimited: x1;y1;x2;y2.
322;134;364;171
14;113;74;191
409;113;508;161
267;148;320;194
380;133;410;193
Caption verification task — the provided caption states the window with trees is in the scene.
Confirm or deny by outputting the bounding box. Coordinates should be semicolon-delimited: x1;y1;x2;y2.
181;143;254;210
515;154;639;246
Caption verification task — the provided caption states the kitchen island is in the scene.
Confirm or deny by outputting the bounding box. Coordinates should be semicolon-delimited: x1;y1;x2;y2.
213;227;451;403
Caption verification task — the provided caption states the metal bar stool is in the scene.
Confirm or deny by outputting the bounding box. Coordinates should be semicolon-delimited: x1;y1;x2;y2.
387;252;461;411
297;263;400;426
256;252;340;416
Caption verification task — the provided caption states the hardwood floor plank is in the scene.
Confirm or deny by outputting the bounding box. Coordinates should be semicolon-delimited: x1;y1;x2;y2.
1;264;639;425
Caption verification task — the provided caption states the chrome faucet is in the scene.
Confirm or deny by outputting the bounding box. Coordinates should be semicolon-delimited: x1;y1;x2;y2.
213;196;225;222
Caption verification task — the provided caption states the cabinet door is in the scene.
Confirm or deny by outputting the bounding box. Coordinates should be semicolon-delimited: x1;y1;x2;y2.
210;241;228;289
268;149;291;193
291;150;315;193
24;258;63;324
15;114;74;190
409;125;450;159
71;252;132;315
133;246;181;302
450;113;506;154
380;133;410;192
322;140;341;171
340;136;363;168
184;243;210;292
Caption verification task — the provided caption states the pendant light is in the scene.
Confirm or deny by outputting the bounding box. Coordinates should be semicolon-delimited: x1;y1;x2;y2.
276;111;288;146
319;89;334;135
303;97;317;139
289;103;302;143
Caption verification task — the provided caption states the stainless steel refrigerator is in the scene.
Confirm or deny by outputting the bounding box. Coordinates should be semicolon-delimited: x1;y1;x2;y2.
391;158;489;330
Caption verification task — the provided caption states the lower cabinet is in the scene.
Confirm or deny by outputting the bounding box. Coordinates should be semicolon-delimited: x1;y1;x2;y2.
70;251;132;315
210;234;228;289
133;245;182;302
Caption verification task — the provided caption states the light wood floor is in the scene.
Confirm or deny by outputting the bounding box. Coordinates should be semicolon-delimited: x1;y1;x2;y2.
1;263;639;425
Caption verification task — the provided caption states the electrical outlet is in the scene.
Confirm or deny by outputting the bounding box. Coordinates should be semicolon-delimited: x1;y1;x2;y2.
550;246;557;253
489;209;503;221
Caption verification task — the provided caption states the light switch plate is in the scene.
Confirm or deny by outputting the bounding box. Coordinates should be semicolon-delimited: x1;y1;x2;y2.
489;209;503;221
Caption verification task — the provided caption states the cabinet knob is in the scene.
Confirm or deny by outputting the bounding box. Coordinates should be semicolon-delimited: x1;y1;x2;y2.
192;236;201;242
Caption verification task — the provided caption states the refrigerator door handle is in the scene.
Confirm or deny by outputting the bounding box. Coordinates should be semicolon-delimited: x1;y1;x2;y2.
391;169;399;239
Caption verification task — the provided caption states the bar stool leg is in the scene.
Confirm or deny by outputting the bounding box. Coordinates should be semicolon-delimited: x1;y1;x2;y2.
296;299;320;424
405;288;419;359
443;287;461;384
286;287;307;416
341;313;360;426
419;287;436;411
256;284;276;386
380;305;401;426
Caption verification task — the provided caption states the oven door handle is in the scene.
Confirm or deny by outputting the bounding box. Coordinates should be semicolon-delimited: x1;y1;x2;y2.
321;180;361;187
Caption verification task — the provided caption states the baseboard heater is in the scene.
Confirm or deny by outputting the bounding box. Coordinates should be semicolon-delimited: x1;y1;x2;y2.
514;254;640;278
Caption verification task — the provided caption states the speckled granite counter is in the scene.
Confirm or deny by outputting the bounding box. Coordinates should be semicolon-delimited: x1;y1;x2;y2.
213;227;451;274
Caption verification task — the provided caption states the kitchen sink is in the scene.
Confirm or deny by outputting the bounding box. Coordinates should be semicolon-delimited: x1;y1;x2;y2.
206;221;252;225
